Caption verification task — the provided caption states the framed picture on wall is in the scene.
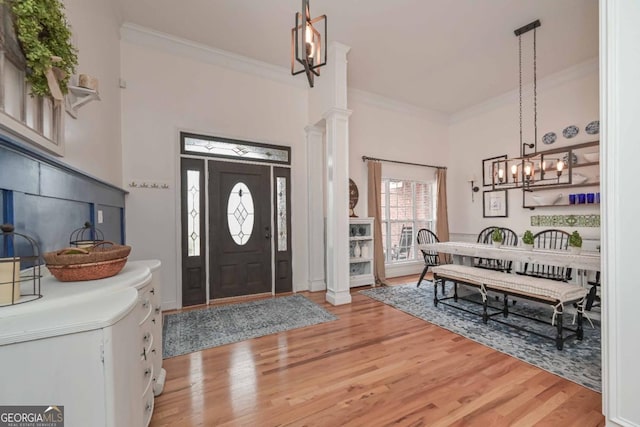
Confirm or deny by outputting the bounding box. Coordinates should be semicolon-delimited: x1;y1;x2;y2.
483;190;508;218
482;155;507;187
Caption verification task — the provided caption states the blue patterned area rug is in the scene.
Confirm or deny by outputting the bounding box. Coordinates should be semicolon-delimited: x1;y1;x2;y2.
361;283;601;392
163;294;337;358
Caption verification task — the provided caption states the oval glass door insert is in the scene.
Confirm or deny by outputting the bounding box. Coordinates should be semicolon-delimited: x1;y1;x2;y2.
227;182;254;245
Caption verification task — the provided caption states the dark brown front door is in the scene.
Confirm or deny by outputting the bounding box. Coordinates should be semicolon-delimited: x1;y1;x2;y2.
209;161;272;298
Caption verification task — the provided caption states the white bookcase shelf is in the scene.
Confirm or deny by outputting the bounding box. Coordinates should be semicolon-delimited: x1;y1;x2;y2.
349;217;375;287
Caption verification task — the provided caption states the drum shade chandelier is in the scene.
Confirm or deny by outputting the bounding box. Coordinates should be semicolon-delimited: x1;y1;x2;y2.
291;0;327;88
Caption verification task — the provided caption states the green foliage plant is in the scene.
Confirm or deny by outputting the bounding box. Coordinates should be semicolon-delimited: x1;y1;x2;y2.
2;0;78;96
569;230;583;248
491;228;503;243
522;230;534;245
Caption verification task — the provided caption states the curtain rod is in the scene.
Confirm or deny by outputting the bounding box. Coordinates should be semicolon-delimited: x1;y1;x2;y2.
361;155;447;170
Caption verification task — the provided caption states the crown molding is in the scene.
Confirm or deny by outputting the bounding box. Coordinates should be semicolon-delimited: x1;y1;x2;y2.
450;57;599;124
348;88;450;124
120;23;309;90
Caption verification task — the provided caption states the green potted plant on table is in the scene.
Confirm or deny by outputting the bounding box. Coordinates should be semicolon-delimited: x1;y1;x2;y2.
491;228;504;247
522;230;534;250
569;230;583;254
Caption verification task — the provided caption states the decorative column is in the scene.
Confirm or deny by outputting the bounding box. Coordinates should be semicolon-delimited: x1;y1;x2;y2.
306;125;326;292
323;107;352;305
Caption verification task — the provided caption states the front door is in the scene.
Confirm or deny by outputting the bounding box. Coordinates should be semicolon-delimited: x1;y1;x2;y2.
209;161;272;298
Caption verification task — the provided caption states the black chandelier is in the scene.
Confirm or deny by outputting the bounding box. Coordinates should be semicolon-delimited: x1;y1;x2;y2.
291;0;327;88
490;19;570;191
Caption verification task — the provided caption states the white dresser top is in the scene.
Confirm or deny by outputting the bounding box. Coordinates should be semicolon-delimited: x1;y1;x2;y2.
0;261;155;346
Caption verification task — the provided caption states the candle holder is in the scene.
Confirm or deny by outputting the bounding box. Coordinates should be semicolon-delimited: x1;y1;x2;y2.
70;222;104;248
0;224;42;307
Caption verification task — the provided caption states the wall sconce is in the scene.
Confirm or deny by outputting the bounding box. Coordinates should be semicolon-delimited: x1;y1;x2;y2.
291;0;327;88
468;178;479;202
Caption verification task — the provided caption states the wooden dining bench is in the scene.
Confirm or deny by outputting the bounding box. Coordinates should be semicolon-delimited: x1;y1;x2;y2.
431;264;589;350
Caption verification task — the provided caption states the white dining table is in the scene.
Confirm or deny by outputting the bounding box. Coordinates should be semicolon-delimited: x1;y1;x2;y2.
418;241;601;272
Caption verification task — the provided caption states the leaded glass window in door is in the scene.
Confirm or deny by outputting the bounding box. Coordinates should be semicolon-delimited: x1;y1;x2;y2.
227;182;254;245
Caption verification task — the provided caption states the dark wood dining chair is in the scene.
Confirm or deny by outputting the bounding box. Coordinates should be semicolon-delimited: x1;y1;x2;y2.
416;228;440;287
474;226;519;273
586;271;601;311
518;229;572;281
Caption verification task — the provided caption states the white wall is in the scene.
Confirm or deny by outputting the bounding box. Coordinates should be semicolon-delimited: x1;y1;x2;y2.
63;0;123;186
348;91;450;276
120;32;309;309
448;61;600;247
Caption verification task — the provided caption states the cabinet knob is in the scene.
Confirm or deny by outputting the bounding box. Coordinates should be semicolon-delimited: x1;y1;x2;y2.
144;368;151;377
142;299;150;309
150;288;155;295
143;333;150;342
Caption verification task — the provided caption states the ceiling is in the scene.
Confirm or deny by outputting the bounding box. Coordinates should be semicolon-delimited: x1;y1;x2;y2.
119;0;599;114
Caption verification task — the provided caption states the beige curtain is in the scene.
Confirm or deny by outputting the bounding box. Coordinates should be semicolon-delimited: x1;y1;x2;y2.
368;161;389;286
436;168;451;263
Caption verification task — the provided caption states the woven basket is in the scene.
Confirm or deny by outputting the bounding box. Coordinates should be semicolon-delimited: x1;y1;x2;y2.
44;241;131;266
47;258;128;282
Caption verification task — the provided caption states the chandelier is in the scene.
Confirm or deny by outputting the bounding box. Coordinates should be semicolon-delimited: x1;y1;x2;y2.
490;20;572;191
291;0;327;88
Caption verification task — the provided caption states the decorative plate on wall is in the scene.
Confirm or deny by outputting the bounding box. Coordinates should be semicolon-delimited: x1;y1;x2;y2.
542;132;557;145
562;125;579;139
585;120;600;135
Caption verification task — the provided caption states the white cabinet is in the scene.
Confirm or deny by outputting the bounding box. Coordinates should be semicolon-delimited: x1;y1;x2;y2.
0;261;163;427
349;218;375;287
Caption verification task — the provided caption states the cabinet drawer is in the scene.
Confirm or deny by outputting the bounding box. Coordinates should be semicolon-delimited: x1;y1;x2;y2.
140;330;154;362
142;362;154;398
142;385;154;427
137;294;153;325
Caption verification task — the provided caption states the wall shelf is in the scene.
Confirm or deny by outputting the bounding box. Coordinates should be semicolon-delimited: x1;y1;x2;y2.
65;85;100;118
349;218;375;287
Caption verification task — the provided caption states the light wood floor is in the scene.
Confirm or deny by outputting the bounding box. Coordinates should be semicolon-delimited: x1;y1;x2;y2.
151;275;604;426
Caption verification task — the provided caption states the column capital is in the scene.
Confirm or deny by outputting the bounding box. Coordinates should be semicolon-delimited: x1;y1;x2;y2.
322;107;352;121
305;124;324;136
329;42;352;58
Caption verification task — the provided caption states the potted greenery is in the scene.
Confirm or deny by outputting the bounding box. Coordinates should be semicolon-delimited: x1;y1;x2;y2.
569;230;583;254
522;230;534;250
491;228;503;247
2;0;78;98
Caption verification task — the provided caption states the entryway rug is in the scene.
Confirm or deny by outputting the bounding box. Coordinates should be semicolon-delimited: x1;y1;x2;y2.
360;283;601;392
163;294;337;358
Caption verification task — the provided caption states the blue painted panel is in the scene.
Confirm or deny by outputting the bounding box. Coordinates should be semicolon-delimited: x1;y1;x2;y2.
40;164;124;207
13;193;91;255
0;148;39;194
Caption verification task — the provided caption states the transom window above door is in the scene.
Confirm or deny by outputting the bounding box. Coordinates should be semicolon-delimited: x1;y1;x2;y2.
181;132;290;165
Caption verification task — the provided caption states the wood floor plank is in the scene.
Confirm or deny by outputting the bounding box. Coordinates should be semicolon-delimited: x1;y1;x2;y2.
151;276;603;426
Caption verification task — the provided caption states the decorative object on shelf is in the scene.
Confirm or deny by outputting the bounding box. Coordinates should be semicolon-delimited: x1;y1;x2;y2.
348;178;359;217
5;0;78;98
483;190;508;218
542;132;557;145
569;194;577;204
491;228;503;247
531;193;563;206
78;74;98;91
577;193;586;204
568;231;582;254
358;226;366;236
562;152;579;166
291;0;327;88
585;120;600;135
361;242;370;259
582;152;599;163
353;241;361;258
562;125;579;139
468;177;479;202
586;193;595;204
531;214;600;228
572;173;589;184
0;224;42;306
70;222;104;248
522;230;534;250
43;241;131;282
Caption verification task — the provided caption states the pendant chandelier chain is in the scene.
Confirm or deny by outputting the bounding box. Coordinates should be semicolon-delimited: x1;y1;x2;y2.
534;27;538;154
518;34;523;156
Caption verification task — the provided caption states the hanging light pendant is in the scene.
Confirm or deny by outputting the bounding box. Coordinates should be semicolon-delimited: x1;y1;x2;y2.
291;0;327;88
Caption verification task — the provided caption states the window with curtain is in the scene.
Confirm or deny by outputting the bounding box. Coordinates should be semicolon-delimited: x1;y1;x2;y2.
381;179;436;264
